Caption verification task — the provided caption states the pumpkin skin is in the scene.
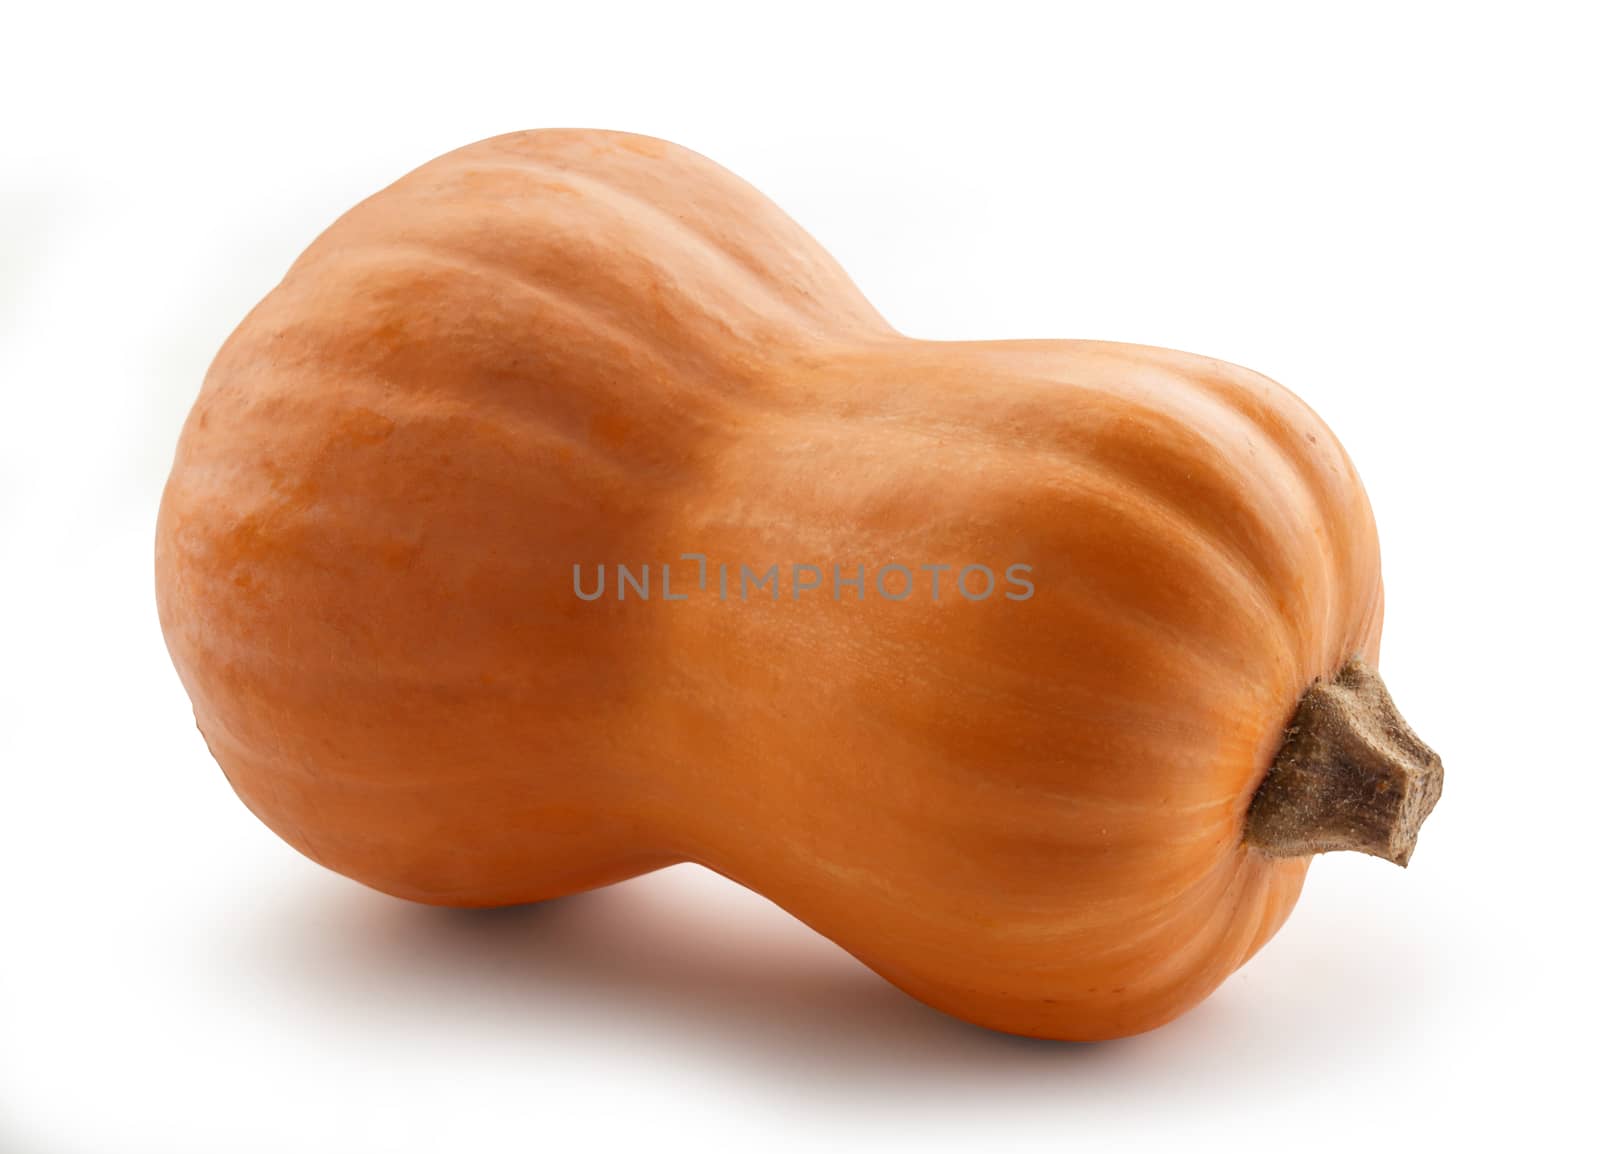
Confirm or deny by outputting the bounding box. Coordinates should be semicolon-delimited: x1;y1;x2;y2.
155;129;1386;1041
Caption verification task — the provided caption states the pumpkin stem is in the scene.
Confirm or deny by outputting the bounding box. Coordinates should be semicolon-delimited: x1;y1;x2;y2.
1244;659;1443;867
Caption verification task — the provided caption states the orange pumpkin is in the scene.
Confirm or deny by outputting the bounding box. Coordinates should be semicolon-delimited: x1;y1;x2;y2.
155;129;1442;1040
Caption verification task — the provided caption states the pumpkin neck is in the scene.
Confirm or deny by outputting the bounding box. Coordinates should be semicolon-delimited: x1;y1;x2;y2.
1244;659;1443;866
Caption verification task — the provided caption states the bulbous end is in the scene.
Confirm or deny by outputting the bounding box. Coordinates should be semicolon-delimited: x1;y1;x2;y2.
1245;659;1444;867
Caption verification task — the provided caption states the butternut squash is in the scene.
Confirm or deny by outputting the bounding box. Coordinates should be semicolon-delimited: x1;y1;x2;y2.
155;129;1443;1040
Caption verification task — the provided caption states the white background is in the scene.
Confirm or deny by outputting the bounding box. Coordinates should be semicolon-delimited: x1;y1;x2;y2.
3;2;1596;1150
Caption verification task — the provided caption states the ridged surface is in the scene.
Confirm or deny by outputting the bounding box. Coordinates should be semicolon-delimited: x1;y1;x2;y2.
156;129;1383;1039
